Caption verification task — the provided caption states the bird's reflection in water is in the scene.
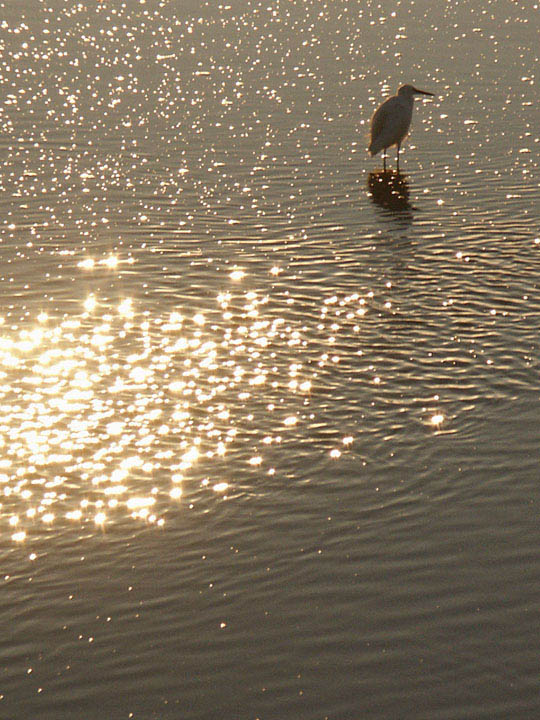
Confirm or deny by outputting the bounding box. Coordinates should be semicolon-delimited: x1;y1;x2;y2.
368;171;413;213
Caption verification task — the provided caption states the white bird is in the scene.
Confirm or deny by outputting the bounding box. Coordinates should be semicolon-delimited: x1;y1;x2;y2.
368;84;434;172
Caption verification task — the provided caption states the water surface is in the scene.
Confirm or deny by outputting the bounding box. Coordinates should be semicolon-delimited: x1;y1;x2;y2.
1;1;540;718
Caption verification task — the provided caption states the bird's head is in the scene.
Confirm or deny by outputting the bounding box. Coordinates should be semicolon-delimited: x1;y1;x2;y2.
398;84;434;99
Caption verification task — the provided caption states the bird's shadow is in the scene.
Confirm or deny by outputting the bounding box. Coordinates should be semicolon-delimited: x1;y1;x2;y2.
367;171;415;213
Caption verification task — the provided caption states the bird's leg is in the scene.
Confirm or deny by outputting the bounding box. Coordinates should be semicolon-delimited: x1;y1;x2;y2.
383;150;386;173
396;143;400;173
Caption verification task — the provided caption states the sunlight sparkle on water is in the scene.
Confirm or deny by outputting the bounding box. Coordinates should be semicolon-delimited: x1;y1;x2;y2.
103;255;119;269
78;258;95;270
118;298;134;318
1;284;320;542
84;295;97;312
230;269;245;281
126;497;156;510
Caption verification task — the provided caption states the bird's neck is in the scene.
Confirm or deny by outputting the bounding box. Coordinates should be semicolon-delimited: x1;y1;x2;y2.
399;95;414;108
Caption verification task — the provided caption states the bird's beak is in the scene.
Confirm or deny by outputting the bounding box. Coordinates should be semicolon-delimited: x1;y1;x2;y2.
413;88;434;97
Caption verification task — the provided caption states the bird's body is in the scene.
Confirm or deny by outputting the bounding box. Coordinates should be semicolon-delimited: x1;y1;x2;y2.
368;84;434;171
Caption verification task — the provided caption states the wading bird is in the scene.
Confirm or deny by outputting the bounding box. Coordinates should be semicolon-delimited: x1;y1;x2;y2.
368;84;434;172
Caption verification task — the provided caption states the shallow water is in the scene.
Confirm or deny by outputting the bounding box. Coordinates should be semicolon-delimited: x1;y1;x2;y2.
1;1;540;718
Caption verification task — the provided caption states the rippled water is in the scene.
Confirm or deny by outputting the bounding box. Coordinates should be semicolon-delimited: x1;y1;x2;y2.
1;1;539;718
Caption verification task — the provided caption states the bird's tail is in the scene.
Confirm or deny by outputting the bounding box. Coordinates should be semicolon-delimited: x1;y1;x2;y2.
368;140;382;156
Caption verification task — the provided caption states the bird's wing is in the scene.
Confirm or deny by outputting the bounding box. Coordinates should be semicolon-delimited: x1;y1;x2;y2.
370;99;391;144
